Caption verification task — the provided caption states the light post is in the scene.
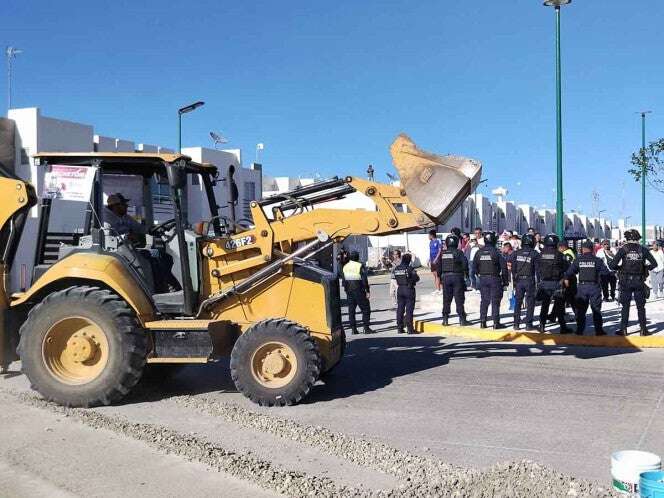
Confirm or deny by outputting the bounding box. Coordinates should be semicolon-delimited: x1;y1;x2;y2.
6;46;23;110
474;178;488;229
178;101;205;152
637;110;652;243
543;0;571;238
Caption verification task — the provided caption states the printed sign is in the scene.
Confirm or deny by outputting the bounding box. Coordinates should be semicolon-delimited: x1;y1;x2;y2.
224;235;256;251
43;165;97;202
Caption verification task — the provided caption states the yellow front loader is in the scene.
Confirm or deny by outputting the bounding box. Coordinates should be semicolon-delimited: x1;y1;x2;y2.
0;134;480;407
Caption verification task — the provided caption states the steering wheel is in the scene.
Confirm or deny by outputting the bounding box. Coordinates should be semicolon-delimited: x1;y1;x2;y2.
149;218;177;241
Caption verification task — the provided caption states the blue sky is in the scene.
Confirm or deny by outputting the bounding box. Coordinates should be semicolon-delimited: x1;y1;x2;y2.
3;0;663;224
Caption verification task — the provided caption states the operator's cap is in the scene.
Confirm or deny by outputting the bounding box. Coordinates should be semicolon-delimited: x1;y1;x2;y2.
107;193;130;206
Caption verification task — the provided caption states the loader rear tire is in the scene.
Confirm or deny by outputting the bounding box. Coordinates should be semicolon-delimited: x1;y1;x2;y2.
18;286;147;407
230;319;320;406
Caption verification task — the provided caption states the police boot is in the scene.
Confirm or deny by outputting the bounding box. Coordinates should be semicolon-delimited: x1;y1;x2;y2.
616;328;626;336
493;321;505;330
480;321;487;329
538;323;546;334
525;323;536;332
513;322;520;331
363;326;376;335
595;329;607;336
442;315;449;326
397;328;405;334
641;327;649;337
351;327;359;335
559;325;571;335
459;314;469;327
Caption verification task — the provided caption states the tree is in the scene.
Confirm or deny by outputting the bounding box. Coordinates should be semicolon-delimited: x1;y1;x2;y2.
630;138;664;194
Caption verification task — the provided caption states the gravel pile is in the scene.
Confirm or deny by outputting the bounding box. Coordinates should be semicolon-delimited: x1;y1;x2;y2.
3;387;621;497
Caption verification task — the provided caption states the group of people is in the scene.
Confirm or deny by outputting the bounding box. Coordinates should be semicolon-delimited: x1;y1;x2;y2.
425;227;660;336
339;227;662;338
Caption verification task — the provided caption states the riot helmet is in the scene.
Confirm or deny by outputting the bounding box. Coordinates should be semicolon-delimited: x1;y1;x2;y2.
543;233;559;248
445;234;459;248
483;231;498;246
521;233;535;248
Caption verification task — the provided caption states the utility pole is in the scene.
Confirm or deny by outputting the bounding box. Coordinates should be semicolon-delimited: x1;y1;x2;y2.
638;110;652;244
6;46;23;111
543;0;571;238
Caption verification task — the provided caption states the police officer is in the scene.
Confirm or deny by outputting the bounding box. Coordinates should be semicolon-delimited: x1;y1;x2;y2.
609;229;658;336
393;253;420;334
342;251;375;335
510;233;541;331
440;234;469;326
563;240;609;336
472;231;509;329
537;233;571;334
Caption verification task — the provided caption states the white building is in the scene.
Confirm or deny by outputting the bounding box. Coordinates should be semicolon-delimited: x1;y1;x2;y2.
4;107;261;292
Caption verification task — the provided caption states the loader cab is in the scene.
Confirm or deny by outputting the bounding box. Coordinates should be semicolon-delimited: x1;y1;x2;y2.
32;152;223;316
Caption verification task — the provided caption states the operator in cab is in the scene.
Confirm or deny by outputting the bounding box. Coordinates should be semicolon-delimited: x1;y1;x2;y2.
393;253;419;334
104;193;179;294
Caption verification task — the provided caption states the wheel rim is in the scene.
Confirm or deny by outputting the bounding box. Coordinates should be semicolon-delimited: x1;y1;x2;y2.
42;316;110;385
250;341;298;389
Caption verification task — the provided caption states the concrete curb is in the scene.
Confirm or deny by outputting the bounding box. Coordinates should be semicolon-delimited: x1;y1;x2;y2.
414;320;664;349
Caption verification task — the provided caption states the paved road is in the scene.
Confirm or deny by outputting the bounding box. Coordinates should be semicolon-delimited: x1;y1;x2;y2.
1;272;663;496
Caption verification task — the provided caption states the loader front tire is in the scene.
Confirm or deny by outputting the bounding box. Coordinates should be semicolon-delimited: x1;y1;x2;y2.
230;319;320;406
18;286;147;407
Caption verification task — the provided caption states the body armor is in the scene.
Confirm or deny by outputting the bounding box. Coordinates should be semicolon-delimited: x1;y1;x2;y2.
577;255;599;284
621;244;644;276
513;249;534;278
540;248;563;281
441;249;464;274
477;248;499;276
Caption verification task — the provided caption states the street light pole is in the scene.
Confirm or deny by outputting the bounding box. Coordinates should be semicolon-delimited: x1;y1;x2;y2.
544;0;570;238
638;110;652;244
6;46;23;111
177;101;205;153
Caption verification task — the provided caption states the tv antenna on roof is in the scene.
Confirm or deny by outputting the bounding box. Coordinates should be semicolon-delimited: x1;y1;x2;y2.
209;131;228;149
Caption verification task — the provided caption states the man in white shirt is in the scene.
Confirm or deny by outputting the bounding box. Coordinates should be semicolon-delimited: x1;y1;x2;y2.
650;241;664;299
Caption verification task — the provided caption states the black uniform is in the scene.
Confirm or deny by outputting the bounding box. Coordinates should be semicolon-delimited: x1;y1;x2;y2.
564;253;609;335
393;262;420;334
510;248;540;329
472;246;509;326
610;243;657;334
440;248;469;324
537;247;570;332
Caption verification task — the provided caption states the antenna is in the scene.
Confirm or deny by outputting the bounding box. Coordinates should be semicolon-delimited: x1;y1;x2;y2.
209;131;228;149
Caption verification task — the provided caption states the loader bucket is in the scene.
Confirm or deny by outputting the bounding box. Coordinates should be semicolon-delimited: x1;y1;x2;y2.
390;134;482;225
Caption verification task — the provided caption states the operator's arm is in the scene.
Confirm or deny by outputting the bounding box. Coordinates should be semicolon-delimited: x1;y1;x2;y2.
609;248;625;272
471;251;480;280
410;267;420;285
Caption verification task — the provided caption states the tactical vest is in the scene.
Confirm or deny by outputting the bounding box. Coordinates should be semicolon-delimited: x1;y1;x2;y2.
621;244;644;275
477;248;499;276
540;249;563;281
440;249;464;274
342;260;362;280
394;265;414;287
513;249;535;279
577;255;598;284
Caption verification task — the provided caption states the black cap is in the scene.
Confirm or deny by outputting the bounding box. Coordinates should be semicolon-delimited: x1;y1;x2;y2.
350;250;360;261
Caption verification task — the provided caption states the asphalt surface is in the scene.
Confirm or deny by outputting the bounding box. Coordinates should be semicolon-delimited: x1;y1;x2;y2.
1;271;662;496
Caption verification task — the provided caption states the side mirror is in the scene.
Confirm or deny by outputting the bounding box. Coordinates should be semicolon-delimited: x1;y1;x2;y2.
166;160;187;189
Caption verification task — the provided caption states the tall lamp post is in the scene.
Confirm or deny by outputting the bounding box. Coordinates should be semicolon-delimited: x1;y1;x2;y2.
474;178;488;229
178;101;205;152
6;46;23;110
543;0;571;238
637;110;652;244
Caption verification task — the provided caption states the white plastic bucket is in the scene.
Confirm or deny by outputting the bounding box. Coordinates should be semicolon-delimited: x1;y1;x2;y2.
611;450;661;494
